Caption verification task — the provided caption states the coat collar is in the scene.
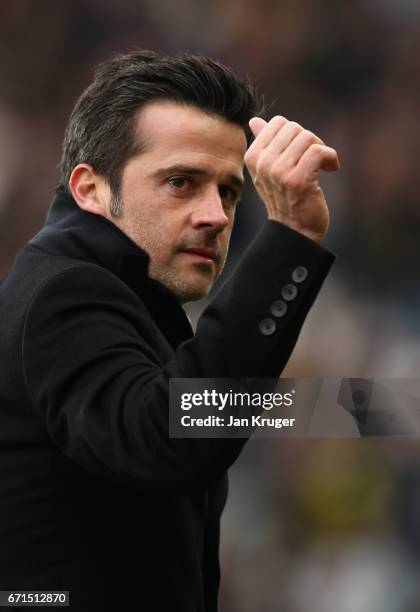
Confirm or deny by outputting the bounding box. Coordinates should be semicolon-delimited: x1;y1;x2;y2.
30;187;193;349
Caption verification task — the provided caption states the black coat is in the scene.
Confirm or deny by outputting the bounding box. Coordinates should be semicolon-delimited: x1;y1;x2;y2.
0;187;334;610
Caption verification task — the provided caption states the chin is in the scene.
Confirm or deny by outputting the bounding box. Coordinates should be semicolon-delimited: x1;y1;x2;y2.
153;266;216;303
177;282;212;304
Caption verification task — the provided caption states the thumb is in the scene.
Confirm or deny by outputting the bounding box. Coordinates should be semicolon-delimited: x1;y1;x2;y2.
249;117;267;138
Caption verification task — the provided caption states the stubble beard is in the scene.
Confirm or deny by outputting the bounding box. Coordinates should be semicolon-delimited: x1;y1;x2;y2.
117;208;228;303
151;258;220;304
147;231;228;304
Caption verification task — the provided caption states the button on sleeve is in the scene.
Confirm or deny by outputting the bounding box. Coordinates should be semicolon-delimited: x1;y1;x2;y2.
281;284;298;301
270;300;288;318
292;266;308;283
259;318;276;336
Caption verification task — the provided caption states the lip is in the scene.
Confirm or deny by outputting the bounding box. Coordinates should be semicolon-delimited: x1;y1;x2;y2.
182;247;218;262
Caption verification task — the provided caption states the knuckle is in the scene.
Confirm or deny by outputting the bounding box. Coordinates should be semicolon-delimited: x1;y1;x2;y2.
307;143;323;157
244;149;256;166
255;153;271;176
270;115;286;126
303;130;322;145
245;147;263;168
283;173;302;191
288;121;302;132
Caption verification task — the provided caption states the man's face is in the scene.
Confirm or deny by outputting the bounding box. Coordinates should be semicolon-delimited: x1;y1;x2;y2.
111;101;247;302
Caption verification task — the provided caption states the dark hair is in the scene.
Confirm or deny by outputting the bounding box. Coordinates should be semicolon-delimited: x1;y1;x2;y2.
59;49;262;216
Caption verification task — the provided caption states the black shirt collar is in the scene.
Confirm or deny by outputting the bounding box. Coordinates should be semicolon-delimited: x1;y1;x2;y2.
30;187;193;348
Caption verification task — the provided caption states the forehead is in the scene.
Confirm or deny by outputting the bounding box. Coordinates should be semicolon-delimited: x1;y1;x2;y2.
132;101;247;171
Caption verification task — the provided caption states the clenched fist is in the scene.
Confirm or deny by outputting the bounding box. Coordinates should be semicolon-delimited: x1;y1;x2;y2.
244;116;339;243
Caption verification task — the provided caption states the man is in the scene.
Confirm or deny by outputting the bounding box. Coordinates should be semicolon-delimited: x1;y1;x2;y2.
0;51;338;610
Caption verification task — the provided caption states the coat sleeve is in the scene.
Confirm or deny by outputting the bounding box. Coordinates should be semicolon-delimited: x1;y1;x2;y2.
22;221;334;494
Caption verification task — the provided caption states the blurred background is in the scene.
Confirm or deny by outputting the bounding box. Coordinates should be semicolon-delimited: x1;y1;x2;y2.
1;0;420;610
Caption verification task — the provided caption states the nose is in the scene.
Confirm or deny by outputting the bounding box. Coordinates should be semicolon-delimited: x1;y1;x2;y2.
190;188;229;233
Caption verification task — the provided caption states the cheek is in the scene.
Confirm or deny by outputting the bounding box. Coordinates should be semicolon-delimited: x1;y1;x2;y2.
221;224;233;247
140;216;181;264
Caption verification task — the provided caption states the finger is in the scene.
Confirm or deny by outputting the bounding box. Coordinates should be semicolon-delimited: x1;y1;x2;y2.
281;130;325;169
264;121;304;156
320;148;340;172
297;144;340;180
249;117;267;138
249;115;288;149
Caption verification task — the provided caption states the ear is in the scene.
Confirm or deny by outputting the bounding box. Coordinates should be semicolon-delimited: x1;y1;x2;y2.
68;164;111;219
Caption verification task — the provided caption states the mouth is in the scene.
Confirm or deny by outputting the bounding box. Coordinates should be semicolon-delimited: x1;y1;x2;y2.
181;247;218;264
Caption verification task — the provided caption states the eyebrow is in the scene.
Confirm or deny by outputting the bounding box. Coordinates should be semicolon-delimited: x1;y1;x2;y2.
152;164;244;190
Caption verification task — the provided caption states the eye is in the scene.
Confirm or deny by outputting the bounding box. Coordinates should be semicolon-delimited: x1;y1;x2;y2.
168;176;194;192
219;185;240;206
